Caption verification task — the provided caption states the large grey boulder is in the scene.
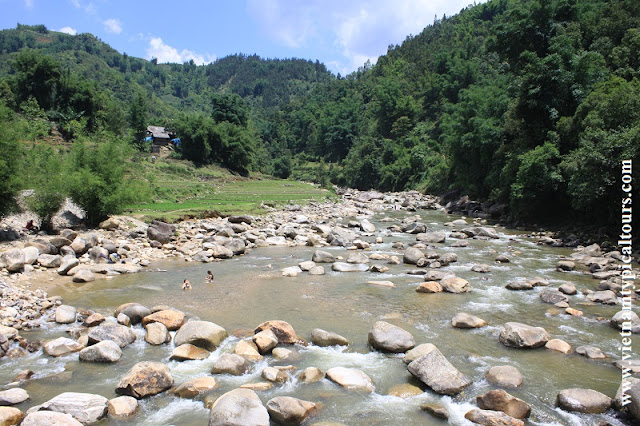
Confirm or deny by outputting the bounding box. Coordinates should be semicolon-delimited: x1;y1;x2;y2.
345;252;369;264
58;257;80;275
70;237;89;255
1;249;25;272
114;303;152;325
147;220;174;244
440;277;470;293
142;309;185;331
107;396;138;419
311;329;348;347
170;344;210;361
55;305;77;324
403;247;424;265
211;353;248;376
499;322;550;348
556;388;612;414
79;340;122;363
116;362;173;399
486;365;523;388
209;388;269;426
36;392;108;424
368;321;415;353
22;246;39;264
21;411;82;425
0;388;29;405
540;289;569;304
72;268;95;283
407;347;471;395
254;320;297;344
43;337;83;357
144;322;171;345
451;312;487;328
266;396;317;425
416;231;446;243
611;310;640;334
586;290;618;305
171;377;218;399
325;367;374;392
462;226;499;239
88;323;136;348
174;320;228;351
464;409;524;426
477;389;531;419
311;250;335;263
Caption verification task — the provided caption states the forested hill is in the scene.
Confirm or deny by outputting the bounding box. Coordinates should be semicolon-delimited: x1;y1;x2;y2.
0;0;639;232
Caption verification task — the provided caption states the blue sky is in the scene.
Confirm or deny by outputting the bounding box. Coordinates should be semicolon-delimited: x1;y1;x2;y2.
1;0;481;75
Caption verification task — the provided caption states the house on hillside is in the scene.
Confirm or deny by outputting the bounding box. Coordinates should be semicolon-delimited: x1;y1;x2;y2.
145;126;174;145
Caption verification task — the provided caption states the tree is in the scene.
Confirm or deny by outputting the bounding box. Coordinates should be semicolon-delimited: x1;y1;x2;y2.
23;146;65;232
211;92;248;127
0;104;22;217
128;92;147;148
10;49;61;111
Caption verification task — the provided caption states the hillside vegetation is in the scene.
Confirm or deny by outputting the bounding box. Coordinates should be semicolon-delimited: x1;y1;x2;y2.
0;0;638;232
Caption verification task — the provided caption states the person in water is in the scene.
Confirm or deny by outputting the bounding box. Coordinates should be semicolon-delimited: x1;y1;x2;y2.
182;279;191;290
206;270;214;283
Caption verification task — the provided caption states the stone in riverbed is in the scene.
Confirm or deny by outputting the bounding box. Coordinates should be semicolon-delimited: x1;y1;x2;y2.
298;367;324;383
107;396;138;419
0;249;25;272
556;260;575;271
416;231;446;243
0;407;24;425
58;257;79;275
72;268;95;283
407;347;471;395
586;290;618;305
499;322;549;348
610;310;640;334
403;247;424;265
416;281;443;293
404;343;437;364
345;252;369;264
79;340;122;363
171;377;218;398
558;283;577;295
471;264;491;273
43;337;83;357
211;353;248;376
440;277;470;293
505;281;534;291
0;388;29;405
36;392;109;424
253;329;278;354
387;383;423;398
464;409;524;426
234;340;263;361
254;320;297;344
114;303;152;325
308;266;325;275
360;219;376;233
326;367;374;392
209;388;269;426
88;323;136;348
576;345;606;360
368;321;415;353
262;367;289;384
556;388;612;414
545;339;572;354
477;389;531;419
266;396;317;425
174;320;228;351
144;322;171;345
540;289;569;304
299;260;316;271
55;305;77;324
282;266;303;277
311;328;348;347
83;313;105;327
312;250;335;263
141;309;185;331
170;344;210;361
451;312;487;328
37;254;63;268
116;362;173;399
21;411;81;426
421;403;449;420
332;262;369;272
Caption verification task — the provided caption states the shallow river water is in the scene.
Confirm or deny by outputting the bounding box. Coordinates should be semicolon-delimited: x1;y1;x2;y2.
1;209;633;425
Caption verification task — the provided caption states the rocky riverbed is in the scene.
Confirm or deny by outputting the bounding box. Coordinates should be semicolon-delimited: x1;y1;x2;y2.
0;189;639;425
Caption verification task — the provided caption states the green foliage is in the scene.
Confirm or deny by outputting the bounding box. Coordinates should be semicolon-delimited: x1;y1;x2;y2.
0;104;22;217
128;92;147;148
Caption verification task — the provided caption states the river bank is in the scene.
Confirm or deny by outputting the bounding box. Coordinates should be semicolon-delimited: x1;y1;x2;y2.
0;189;639;425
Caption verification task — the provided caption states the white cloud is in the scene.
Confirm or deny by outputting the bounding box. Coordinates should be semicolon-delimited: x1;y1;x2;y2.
59;26;78;35
247;0;483;74
103;18;122;34
146;37;216;65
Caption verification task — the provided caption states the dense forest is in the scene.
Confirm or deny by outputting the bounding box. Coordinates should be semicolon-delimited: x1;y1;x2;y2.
0;0;638;232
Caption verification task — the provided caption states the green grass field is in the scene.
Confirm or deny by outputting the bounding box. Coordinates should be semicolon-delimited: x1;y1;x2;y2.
124;157;335;222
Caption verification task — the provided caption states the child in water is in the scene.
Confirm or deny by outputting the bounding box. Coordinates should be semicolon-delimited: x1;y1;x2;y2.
206;270;214;283
182;279;191;290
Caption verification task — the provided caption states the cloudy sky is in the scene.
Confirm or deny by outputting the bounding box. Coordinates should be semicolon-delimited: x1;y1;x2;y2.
1;0;480;75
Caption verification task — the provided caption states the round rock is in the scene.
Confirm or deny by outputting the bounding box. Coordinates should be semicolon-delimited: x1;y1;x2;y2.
556;388;612;414
368;321;415;353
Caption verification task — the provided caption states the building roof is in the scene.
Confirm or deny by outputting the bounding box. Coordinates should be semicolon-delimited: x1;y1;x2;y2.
146;126;170;139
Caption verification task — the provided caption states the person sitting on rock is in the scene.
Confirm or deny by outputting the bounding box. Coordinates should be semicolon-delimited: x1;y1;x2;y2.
25;220;37;232
182;279;191;290
206;270;214;283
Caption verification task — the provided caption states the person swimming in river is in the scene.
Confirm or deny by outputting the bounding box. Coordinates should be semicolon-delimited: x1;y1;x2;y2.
182;279;191;290
206;270;214;283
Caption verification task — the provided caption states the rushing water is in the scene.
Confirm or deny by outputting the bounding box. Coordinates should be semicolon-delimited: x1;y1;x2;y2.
2;209;633;425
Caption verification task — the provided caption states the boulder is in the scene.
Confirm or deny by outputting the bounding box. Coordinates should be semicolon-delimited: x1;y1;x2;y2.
404;343;437;364
37;392;108;424
387;384;423;398
407;347;471;395
558;283;577;295
72;269;95;283
79;340;122;363
308;266;325;275
325;367;374;392
21;247;38;265
144;322;171;345
262;367;289;383
88;323;136;348
368;321;415;353
540;289;569;304
471;264;491;273
21;411;82;426
114;303;152;325
171;377;218;399
141;309;185;331
359;219;376;233
1;249;25;272
170;344;210;361
610;310;640;334
0;388;29;406
254;320;297;344
416;231;446;243
43;337;83;357
282;266;302;277
147;220;174;244
225;238;246;255
556;388;612;414
311;329;349;346
545;339;572;354
556;260;575;271
37;254;63;268
451;312;487;328
462;226;499;239
416;281;443;293
58;257;80;275
209;388;269;426
586;290;618;305
440;277;470;293
464;409;524;426
234;340;263;361
298;367;324;384
298;260;316;271
228;215;253;224
421;403;449;420
174;320;228;350
116;362;173;399
345;252;369;264
70;237;88;255
332;262;369;272
499;322;550;348
477;389;531;419
107;396;138;419
403;247;424;265
576;345;606;360
83;313;105;327
0;407;23;425
55;305;77;324
253;329;278;354
486;366;523;388
505;281;534;291
266;396;316;425
88;246;109;263
495;255;510;263
312;250;335;263
272;347;299;362
211;353;248;376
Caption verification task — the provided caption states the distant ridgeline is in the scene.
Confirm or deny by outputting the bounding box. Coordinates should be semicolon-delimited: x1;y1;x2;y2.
0;0;638;232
